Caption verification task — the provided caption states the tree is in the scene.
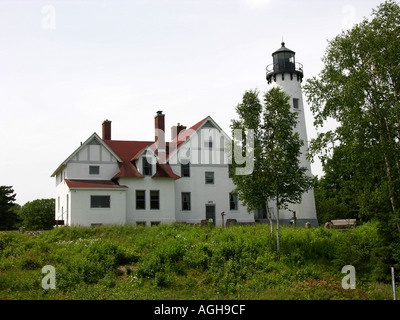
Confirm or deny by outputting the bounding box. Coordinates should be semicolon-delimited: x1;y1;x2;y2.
19;198;55;230
313;140;393;225
230;87;313;250
0;186;19;230
303;1;400;233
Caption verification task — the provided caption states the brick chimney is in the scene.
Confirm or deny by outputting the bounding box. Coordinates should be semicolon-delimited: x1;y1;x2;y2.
155;111;166;163
171;123;187;140
102;120;112;140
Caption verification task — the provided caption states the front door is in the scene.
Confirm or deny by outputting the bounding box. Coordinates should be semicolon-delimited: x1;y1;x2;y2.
205;204;216;226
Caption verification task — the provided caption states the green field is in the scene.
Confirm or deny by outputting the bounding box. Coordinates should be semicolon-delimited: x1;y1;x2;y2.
0;222;396;300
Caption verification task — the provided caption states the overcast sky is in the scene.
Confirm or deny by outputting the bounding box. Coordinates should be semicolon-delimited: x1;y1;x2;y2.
0;0;385;206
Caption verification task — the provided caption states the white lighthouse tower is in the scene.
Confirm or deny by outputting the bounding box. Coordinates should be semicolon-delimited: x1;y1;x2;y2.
265;42;318;227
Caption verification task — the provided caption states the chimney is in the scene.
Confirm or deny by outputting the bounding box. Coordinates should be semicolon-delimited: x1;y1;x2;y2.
171;123;187;140
155;111;166;163
102;120;112;140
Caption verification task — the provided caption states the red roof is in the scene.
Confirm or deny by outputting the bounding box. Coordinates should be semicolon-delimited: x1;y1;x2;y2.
189;116;209;132
153;163;181;179
66;179;127;189
103;117;209;180
105;140;152;178
168;116;209;156
104;140;179;179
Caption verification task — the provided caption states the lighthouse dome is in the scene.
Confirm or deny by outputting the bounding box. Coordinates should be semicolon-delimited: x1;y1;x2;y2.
266;42;303;84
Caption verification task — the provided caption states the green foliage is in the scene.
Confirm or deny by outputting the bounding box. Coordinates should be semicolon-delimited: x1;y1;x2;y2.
313;143;393;225
231;88;313;250
231;88;312;212
0;186;19;230
304;1;400;271
304;1;400;233
154;272;172;288
0;223;396;300
19;199;55;230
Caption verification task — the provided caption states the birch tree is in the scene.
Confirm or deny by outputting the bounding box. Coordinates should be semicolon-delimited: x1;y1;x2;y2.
230;88;313;250
304;0;400;233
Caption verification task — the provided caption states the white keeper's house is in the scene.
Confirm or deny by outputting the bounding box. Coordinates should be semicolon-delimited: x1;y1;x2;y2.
51;112;255;227
51;42;318;228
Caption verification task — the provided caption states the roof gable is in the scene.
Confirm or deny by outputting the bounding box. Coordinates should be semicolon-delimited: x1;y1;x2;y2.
51;133;122;177
131;144;158;162
167;116;231;161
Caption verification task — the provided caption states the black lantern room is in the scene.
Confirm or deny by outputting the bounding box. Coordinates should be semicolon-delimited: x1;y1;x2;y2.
266;42;303;84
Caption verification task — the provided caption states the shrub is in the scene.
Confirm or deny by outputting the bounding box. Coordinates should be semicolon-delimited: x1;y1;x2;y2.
154;272;171;288
19;255;41;270
332;222;380;280
56;266;84;291
184;245;210;270
136;254;162;278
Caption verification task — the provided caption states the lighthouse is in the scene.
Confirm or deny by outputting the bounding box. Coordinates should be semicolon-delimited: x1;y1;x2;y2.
265;42;318;227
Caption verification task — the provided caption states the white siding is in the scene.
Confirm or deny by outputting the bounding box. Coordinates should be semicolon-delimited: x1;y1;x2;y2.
169;123;254;226
120;176;176;226
65;143;119;180
171;164;253;226
55;178;70;223
69;189;127;226
66;162;119;180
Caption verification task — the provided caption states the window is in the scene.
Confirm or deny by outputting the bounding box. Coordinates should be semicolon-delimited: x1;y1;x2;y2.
228;164;233;178
142;157;152;176
136;190;146;209
181;192;191;211
89;165;100;175
150;190;160;210
293;98;299;109
181;163;190;177
229;193;238;210
91;195;110;208
205;139;213;148
205;171;214;184
59;171;64;183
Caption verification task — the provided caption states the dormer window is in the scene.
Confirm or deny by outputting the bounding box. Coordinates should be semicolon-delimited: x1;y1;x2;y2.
143;157;152;176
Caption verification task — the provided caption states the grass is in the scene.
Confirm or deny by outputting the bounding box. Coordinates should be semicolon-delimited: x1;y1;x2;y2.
0;222;396;300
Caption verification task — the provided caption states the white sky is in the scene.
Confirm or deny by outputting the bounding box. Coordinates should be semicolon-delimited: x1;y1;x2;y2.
0;0;385;206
